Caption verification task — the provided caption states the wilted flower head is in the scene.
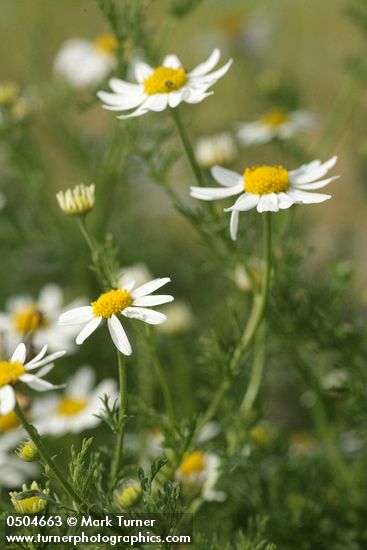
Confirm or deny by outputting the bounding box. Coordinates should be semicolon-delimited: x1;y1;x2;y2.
10;481;49;514
56;184;95;217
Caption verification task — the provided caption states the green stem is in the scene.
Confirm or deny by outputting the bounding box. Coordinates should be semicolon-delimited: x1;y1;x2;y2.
170;107;206;188
193;213;272;440
14;401;84;508
110;351;127;487
240;323;266;417
77;217;96;255
148;331;175;424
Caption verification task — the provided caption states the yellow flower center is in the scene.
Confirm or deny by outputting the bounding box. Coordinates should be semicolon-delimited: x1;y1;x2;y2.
0;361;26;387
244;165;289;195
12;495;47;514
13;306;48;333
178;451;206;476
144;67;187;95
0;410;20;432
56;397;87;416
94;33;118;54
91;289;133;319
261;109;288;128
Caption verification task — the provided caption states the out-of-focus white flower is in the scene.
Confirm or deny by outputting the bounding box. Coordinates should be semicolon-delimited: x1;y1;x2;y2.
237;109;316;146
321;369;348;392
0;284;87;353
54;35;117;88
32;366;117;436
195;132;237;169
0;343;65;415
0;448;37;489
118;263;152;290
98;48;232;119
56;184;95;217
58;278;174;356
176;451;225;502
191;156;338;240
156;301;194;335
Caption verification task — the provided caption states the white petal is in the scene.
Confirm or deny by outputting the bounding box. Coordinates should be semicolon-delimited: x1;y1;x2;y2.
68;366;96;397
278;192;294;209
292;175;339;190
76;317;102;345
131;278;171;299
11;343;26;364
98;90;145;111
144;94;168;112
134;61;153;83
211;166;242;187
58;306;94;326
190;59;233;84
168;89;188;108
24;345;47;367
289;156;337;184
133;294;174;307
189;49;221;77
0;386;15;415
108;78;143;95
163;54;182;69
123;306;167;325
256;195;271;213
190;183;243;201
236;122;273;146
184;90;213;104
107;315;132;355
225;193;259;212
287;189;331;204
38;283;63;313
263;193;280;212
230;209;239;240
25;350;66;370
36;363;55;378
20;374;64;392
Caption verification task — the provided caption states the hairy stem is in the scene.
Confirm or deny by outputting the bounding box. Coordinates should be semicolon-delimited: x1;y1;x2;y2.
240;323;266;417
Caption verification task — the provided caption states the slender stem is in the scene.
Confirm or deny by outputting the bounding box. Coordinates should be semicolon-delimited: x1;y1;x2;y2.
170;107;206;188
77;217;95;254
14;401;84;508
148;331;175;424
110;351;127;487
193;213;272;440
240;324;266;417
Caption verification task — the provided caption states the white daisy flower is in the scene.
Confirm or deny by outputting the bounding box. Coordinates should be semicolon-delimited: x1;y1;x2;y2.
190;156;338;240
32;366;117;436
54;34;117;89
0;284;87;353
176;451;225;502
0;343;65;415
195;132;237;169
97;48;232;119
236;109;316;146
58;278;174;356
